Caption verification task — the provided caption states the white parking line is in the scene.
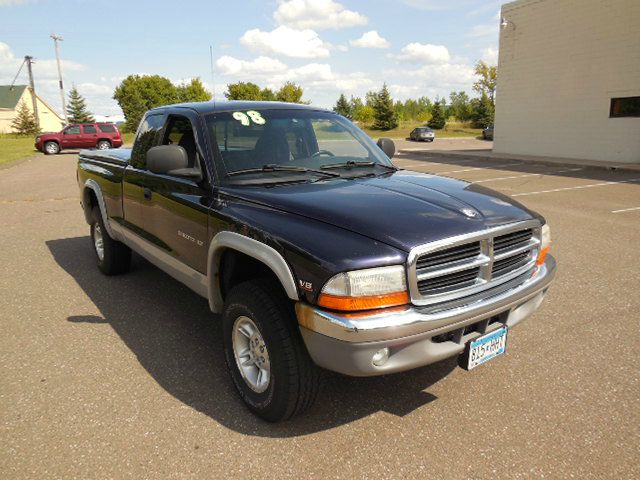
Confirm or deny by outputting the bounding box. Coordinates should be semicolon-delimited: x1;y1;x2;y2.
474;168;584;184
611;206;640;214
437;162;523;174
512;178;640;197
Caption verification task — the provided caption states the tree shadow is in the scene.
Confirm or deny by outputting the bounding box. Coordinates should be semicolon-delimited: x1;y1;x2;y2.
47;236;457;437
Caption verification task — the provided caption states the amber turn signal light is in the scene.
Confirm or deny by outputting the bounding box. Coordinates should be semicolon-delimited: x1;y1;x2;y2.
317;291;409;312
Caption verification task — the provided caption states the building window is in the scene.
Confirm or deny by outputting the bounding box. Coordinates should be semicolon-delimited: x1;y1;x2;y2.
609;97;640;118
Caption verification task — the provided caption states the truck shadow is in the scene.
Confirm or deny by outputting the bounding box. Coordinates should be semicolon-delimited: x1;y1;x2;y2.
47;236;457;437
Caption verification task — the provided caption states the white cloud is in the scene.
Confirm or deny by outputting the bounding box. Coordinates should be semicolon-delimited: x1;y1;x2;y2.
350;31;390;49
481;46;498;64
401;63;475;88
467;22;498;38
274;0;367;30
398;43;450;63
0;0;32;5
216;55;287;76
240;26;330;58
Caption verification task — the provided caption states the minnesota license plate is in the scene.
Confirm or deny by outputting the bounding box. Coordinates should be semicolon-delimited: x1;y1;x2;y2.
461;327;508;370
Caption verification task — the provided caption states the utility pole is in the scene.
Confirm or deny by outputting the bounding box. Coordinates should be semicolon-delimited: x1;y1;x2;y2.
24;56;40;129
51;33;68;123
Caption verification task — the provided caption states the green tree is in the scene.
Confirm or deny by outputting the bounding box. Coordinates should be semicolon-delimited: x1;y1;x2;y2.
372;84;398;130
473;61;497;104
113;75;178;132
176;78;211;103
224;82;263;100
470;93;495;128
260;88;276;101
66;86;95;123
427;99;446;129
11;100;40;135
448;91;472;121
333;93;352;118
276;82;305;103
353;105;374;123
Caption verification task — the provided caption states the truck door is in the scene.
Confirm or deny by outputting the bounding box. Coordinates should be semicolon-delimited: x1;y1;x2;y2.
122;113;165;240
60;125;82;149
81;124;98;148
141;112;212;274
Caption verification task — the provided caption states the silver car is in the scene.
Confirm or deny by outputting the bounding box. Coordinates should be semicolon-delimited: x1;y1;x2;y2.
409;126;435;142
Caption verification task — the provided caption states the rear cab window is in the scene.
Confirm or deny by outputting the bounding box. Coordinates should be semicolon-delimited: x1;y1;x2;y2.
83;125;97;134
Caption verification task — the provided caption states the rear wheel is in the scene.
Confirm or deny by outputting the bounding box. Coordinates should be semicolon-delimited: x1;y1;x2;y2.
44;141;59;155
222;279;320;422
97;140;111;150
90;206;131;275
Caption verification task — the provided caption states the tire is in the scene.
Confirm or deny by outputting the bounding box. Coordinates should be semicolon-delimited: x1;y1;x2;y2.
97;140;111;150
222;280;320;422
44;141;59;155
90;206;131;275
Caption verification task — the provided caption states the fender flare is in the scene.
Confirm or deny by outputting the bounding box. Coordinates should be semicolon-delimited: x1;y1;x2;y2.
83;179;118;240
207;231;299;313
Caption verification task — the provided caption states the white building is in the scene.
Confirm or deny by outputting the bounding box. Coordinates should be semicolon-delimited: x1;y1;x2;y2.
494;0;640;164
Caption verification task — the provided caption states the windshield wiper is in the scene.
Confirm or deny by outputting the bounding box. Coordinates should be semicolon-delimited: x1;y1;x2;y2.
227;164;340;178
321;160;397;172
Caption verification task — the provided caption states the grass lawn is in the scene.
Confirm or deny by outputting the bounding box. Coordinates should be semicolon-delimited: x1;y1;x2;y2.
361;121;482;140
0;134;40;167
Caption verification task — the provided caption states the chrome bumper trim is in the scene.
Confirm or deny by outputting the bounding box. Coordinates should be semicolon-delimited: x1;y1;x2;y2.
296;255;556;344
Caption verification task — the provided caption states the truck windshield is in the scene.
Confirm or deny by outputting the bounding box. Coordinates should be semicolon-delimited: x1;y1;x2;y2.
206;109;395;183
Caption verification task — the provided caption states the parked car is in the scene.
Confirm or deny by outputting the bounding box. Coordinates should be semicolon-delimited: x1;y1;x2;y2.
483;125;494;140
77;101;555;422
409;126;435;142
36;123;123;155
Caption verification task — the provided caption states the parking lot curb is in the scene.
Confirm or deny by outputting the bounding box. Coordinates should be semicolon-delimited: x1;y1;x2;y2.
398;149;640;173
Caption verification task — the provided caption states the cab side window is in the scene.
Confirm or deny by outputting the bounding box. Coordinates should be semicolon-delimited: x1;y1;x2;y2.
66;126;80;134
161;115;200;169
130;114;164;169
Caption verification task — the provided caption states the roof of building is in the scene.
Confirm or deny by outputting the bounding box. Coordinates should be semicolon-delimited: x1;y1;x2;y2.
0;85;28;109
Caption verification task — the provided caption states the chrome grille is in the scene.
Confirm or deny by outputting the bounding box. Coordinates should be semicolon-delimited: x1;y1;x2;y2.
407;221;541;306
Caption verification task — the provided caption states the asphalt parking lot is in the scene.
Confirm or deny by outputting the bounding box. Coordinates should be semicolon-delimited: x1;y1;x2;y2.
1;150;639;479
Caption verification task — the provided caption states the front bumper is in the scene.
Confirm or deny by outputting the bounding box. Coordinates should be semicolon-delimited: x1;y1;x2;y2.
296;255;556;376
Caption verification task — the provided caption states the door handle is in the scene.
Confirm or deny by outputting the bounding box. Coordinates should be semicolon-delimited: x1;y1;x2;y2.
143;187;152;200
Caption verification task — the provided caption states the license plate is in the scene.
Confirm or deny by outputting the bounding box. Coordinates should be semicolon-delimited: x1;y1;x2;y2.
460;327;508;370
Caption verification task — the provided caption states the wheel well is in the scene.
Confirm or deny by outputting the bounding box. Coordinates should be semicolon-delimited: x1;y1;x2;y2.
44;139;59;145
97;138;111;144
82;187;98;224
219;249;285;301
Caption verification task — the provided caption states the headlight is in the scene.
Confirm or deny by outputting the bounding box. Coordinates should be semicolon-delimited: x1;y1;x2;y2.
318;265;409;311
36;136;41;142
536;224;551;266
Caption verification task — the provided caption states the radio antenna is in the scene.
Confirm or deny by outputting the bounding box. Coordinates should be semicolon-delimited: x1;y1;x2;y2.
209;45;215;106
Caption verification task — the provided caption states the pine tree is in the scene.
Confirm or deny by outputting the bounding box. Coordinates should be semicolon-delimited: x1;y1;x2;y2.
471;93;495;128
66;86;95;123
372;84;398;130
11;100;40;135
333;93;352;119
427;100;446;129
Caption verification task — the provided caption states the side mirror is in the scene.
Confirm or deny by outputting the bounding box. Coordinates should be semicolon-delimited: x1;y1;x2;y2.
146;145;201;180
377;137;395;159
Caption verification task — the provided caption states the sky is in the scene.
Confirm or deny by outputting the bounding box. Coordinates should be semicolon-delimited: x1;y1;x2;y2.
0;0;502;121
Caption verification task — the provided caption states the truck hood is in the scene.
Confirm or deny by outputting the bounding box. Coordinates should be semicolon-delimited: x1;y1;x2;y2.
223;171;541;252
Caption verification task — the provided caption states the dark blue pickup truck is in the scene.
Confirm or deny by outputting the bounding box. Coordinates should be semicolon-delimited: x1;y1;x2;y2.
77;101;556;421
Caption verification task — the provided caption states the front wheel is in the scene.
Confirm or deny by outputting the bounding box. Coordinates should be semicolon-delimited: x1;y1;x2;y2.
222;280;320;422
90;206;131;275
44;141;60;155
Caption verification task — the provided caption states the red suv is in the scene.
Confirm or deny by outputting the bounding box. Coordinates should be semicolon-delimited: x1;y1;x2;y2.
35;123;123;155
